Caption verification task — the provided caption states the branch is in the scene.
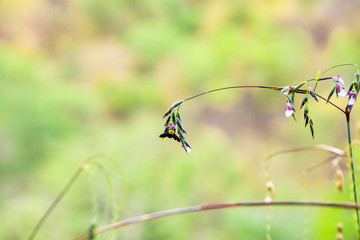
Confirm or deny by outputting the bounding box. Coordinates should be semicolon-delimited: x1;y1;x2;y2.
71;201;360;240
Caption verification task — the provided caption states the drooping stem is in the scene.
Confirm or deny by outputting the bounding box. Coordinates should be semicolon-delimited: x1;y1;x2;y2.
71;201;360;240
181;84;344;114
183;85;284;102
346;111;360;239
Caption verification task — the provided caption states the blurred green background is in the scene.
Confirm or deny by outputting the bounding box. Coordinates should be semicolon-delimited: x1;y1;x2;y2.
1;0;360;239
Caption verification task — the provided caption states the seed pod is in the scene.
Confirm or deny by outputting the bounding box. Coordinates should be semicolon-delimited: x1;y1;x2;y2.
348;82;354;94
287;95;294;105
309;88;318;102
291;93;296;103
337;222;343;233
176;118;187;133
292;82;306;93
176;111;182;122
164;115;171;127
163;100;184;118
171;112;176;123
336;233;343;240
300;95;308;109
326;86;336;103
281;86;289;94
309;119;314;139
305;116;309;127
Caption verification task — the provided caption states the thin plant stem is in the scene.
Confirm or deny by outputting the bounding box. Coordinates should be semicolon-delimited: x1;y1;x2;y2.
27;155;105;240
71;201;360;240
27;165;87;240
181;84;343;114
183;85;284;102
346;112;360;239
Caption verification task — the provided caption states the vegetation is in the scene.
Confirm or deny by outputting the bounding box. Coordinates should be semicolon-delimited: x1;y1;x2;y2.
1;1;360;239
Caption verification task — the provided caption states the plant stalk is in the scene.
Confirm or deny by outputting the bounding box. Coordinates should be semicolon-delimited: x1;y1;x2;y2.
346;112;360;239
71;201;360;240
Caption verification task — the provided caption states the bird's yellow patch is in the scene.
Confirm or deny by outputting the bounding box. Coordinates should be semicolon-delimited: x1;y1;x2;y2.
168;129;175;135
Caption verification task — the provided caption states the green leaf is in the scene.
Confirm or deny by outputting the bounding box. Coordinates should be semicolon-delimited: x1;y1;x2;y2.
315;70;321;81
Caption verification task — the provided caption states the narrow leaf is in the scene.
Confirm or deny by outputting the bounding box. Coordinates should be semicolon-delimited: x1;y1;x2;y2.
315;70;321;81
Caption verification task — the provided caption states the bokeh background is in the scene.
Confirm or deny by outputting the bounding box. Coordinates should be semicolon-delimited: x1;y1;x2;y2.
1;0;360;239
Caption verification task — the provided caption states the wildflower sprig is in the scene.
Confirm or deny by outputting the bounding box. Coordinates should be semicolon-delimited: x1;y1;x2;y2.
281;82;318;138
160;100;191;154
160;64;359;153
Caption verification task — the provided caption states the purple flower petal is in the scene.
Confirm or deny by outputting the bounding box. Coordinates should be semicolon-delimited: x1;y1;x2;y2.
336;85;346;97
285;103;294;117
333;74;344;85
349;96;356;105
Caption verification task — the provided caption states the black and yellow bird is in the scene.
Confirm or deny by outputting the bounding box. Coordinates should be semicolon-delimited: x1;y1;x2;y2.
159;125;180;142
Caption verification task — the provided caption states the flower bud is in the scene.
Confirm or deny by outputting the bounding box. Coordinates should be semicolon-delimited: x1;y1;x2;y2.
337;222;343;233
336;169;344;193
336;233;343;240
264;196;272;203
266;181;275;196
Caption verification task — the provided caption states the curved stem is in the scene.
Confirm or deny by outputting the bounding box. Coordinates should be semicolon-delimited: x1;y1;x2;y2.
71;201;360;240
27;155;105;240
183;85;283;102
28;166;85;240
346;113;360;239
321;64;359;77
181;84;344;114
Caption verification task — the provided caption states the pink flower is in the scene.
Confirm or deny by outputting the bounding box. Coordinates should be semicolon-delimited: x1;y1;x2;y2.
348;91;357;105
336;85;346;97
285;103;294;117
333;74;344;85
